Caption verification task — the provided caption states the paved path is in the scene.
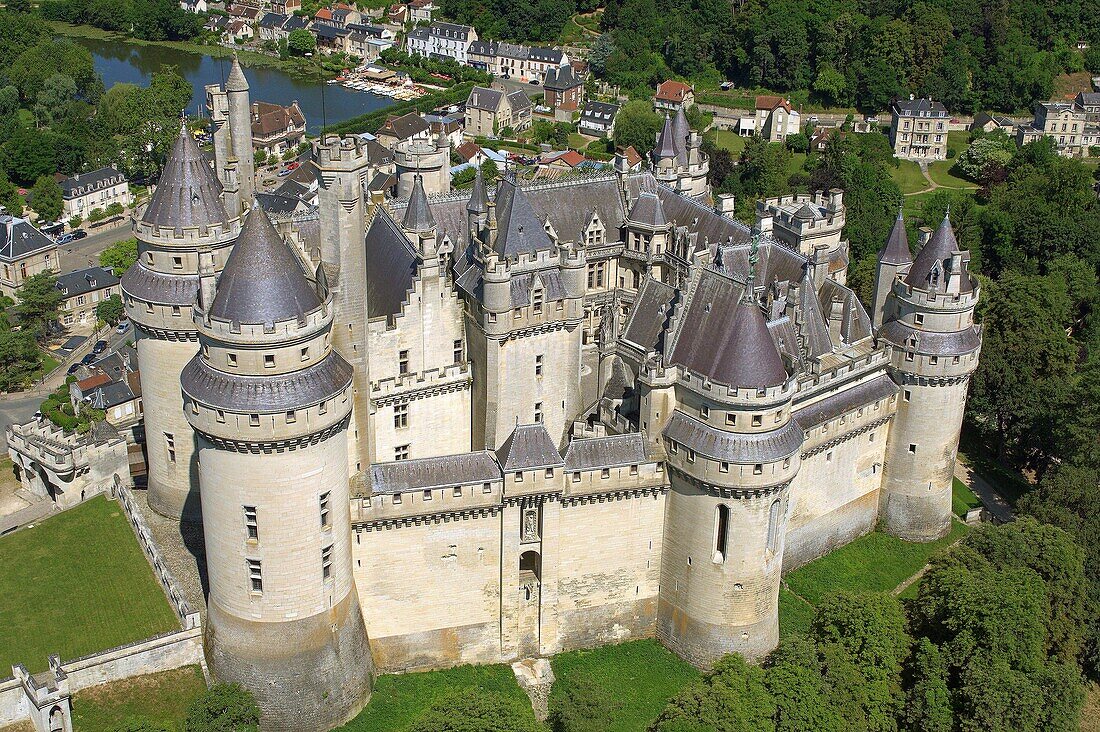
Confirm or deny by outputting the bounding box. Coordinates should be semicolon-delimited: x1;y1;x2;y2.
954;459;1015;523
57;221;133;272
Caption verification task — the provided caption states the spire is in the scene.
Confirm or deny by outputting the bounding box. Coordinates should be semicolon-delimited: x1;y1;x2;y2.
905;213;960;289
142;122;230;230
720;299;788;389
744;233;760;300
652;114;679;161
493;174;553;257
879;207;912;265
402;174;436;233
672;105;690;162
208;204;322;325
226;54;249;92
467;166;489;214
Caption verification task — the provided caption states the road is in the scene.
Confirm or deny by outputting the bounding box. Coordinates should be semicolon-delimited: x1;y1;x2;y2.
57;222;134;273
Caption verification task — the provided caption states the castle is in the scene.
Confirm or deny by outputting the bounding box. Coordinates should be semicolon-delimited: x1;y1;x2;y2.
120;58;982;731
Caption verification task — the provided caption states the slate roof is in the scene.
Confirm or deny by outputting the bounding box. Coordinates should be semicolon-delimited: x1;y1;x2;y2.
87;380;136;410
579;101;618;127
878;320;982;356
493;175;555;258
879;210;912;265
627;192;667;228
402;175;436;232
622;277;676;351
258;12;287;28
256;192;306;216
56;266;119;298
670;271;788;389
905;214;972;292
496;423;564;470
370;451;500;494
181;350;352;412
466;86;503;111
60;167;125;200
142;124;230;232
793;375;899;430
466;167;488;213
209;206;322;324
377;112;430;141
563;433;646;470
652;114;679;161
893;97;948;117
544;64;581;91
0;215;55;262
120;266;198;307
506;89;532;113
663;411;803;463
364;207;418;318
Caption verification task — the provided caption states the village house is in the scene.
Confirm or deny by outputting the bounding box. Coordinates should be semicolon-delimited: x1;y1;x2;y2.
750;95;800;142
543;64;584;121
578;100;619;137
346;24;396;60
59;167;131;222
1077;91;1100;125
405;22;478;64
0;214;56;298
375;111;432;147
464;85;532;136
969;112;1016;136
654;80;694;111
409;0;437;23
537;149;588;174
224;19;255;44
251;101;307;157
889;96;949;160
1016;100;1098;157
70;370;143;430
426;114;465;146
258;13;290;42
468;40;569;83
313;22;352;53
179;0;206;12
54;266;119;328
454;140;485;166
271;0;302;15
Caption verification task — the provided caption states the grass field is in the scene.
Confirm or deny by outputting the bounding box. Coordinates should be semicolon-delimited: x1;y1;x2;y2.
778;587;816;638
952;477;982;518
711;129;747;156
926;161;978;189
71;666;207;732
338;663;534;731
892;160;930;194
783;522;968;607
548;640;700;732
0;496;179;673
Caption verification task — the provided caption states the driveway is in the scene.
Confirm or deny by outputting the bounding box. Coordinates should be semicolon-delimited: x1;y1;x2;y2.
57;223;134;273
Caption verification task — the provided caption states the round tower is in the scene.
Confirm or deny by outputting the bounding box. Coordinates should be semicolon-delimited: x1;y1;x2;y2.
122;124;241;521
657;295;802;666
878;214;981;541
182;207;372;731
650;109;710;199
226;55;255;214
394;133;450;199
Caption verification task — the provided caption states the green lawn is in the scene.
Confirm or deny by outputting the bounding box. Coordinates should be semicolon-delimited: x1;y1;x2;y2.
926;160;977;189
892;160;930;194
778;588;815;639
711;128;747;156
32;351;60;381
786;151;808;179
338;663;534;731
783;523;969;607
549;640;700;732
0;496;179;673
567;132;589;150
952;477;982;518
71;666;207;732
946;130;970;158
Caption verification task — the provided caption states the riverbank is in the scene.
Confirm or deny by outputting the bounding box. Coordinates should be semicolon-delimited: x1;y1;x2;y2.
49;21;337;81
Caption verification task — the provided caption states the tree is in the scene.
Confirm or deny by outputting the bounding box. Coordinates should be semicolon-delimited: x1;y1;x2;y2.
96;294;124;326
30;175;63;222
15;270;61;341
765;636;844;732
409;689;542;732
106;201;125;216
612;100;662;156
184;683;260;732
588;34;614;77
955;133;1015;182
0;170;23;214
550;677;621;732
480;158;499;182
652;655;777;732
288;28;316;57
903;639;952;732
0;328;42;391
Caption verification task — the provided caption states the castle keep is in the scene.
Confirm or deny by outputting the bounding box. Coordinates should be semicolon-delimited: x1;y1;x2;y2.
121;59;982;730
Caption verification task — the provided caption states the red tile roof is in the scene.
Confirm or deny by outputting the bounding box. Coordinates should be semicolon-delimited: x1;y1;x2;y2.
77;373;111;391
755;95;792;112
656;80;693;103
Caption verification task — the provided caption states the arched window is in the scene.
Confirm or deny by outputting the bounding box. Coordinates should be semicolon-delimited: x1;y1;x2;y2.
767;499;782;553
713;504;729;563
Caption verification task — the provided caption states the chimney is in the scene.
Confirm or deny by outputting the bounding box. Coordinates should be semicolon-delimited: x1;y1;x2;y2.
714;194;736;216
827;188;843;214
918;226;933;247
754;213;773;236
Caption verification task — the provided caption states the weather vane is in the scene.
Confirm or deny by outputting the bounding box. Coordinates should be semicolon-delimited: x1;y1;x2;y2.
745;233;761;300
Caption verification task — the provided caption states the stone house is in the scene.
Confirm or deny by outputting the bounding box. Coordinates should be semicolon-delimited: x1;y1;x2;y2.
346;24;396;60
753;96;801;142
654;80;694;111
60;167;131;222
464;86;533;136
375;111;432;148
578;100;619;137
467;40;569;83
1016;100;1096;157
250;101;307;157
1076;91;1100;125
0;214;57;298
271;0;301;14
54;266;120;327
969;112;1015;136
889;96;949;160
257;13;290;42
543;65;584;121
405;22;478;64
409;0;436;23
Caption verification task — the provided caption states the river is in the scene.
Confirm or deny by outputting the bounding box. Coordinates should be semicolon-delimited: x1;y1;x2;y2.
70;36;395;134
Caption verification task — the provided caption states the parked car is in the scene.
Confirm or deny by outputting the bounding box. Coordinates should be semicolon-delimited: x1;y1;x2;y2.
808;115;819;124
286;162;301;172
81;353;97;366
67;363;82;375
529;79;540;85
57;229;87;245
93;340;108;354
116;321;130;333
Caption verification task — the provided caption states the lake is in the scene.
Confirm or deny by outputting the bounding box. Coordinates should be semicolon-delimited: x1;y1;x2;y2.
71;36;395;134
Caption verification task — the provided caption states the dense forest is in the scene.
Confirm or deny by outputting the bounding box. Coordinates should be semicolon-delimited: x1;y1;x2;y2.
42;0;203;42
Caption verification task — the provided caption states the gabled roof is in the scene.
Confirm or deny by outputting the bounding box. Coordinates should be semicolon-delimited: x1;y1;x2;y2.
627;192;666;228
893;96;948;117
656;80;692;103
60;167;125;199
56;266;119;298
905;214;971;292
209;206;321;324
496;423;564;470
142;124;229;231
466;86;504;111
878;210;911;266
543;64;581;91
0;215;55;262
579;100;619;124
377;111;430;140
493;175;555;258
370;451;500;494
364;206;418;318
755;95;791;112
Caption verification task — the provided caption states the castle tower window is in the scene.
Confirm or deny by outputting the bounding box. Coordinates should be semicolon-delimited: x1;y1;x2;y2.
165;433;175;463
398;350;409;375
249;414;259;426
572;471;581;482
700;405;709;420
726;413;736;426
394;404;409;429
244;506;258;540
488;312;497;323
264;354;276;368
930;356;938;365
300;347;309;362
915;313;924;326
909;443;917;453
545;468;554;479
247;559;263;594
286;410;296;424
630;465;638;476
753;463;763;475
393;493;403;505
904;390;911;402
752;415;762;427
535;354;543;377
453;487;462;497
172;256;183;269
719;462;729;473
905;351;915;362
227;353;238;368
319;492;331;528
483;482;492;493
534;402;543;423
686;449;695;463
783;457;791;469
713;505;729;562
775;410;783;423
172;305;181;317
601;468;610;479
319;400;328;414
395;444;410;461
321;545;333;581
423;489;432;501
454;340;464;364
532;287;543;314
216;409;225;423
767;500;781;553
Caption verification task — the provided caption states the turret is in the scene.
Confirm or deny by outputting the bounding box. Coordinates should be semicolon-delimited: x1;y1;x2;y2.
182;207;373;731
878;213;981;541
121;123;241;521
225;55;255;212
466;167;489;242
657;287;801;666
872;208;911;330
402;174;437;259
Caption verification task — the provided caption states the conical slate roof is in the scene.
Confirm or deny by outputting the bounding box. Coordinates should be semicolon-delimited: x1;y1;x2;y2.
878;209;912;265
209;205;321;324
466;167;489;214
719;300;788;389
793;202;819;221
142;124;229;230
652;114;679;161
905;213;960;289
671;105;689;163
226;54;249;92
402;175;435;232
493;175;554;257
